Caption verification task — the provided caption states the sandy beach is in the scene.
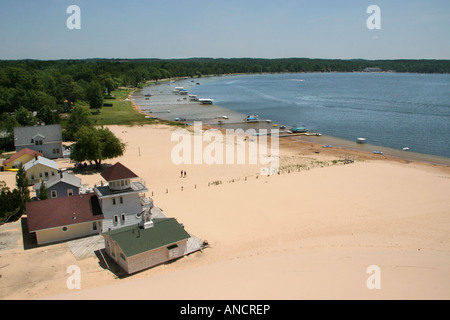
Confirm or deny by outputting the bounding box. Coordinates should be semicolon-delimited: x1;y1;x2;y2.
0;121;449;300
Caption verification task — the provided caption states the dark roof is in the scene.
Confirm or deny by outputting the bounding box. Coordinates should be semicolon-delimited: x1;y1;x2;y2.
103;219;191;257
26;193;103;232
14;124;62;147
3;148;42;165
101;162;138;181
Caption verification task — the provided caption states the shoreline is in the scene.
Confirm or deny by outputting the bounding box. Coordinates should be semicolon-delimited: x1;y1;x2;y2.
0;123;449;300
130;75;450;168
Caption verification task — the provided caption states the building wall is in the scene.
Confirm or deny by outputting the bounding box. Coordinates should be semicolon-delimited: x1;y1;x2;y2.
36;221;101;245
100;193;143;232
26;164;59;185
38;182;80;199
17;142;63;160
104;237;188;274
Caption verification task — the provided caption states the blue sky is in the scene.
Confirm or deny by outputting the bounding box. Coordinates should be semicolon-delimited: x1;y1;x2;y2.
0;0;449;60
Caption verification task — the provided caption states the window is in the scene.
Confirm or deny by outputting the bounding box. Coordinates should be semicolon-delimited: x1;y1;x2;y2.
120;197;123;204
44;172;49;178
114;215;119;224
51;190;57;198
121;213;126;222
62;226;68;232
52;148;60;154
167;244;179;259
51;172;55;176
120;253;126;261
112;198;116;205
92;222;97;231
67;189;73;196
39;173;43;178
31;174;35;180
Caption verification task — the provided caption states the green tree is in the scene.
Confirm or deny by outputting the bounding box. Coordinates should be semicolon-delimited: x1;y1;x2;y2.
86;81;104;109
0;187;22;223
15;166;30;215
0;113;19;150
70;126;126;168
65;104;94;141
38;181;49;200
15;106;36;126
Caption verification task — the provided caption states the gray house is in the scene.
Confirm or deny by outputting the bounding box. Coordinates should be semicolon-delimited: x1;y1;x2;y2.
35;171;82;199
14;124;63;159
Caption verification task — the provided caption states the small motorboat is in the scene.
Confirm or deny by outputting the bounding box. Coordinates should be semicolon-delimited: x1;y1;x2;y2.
246;115;260;122
357;138;367;144
373;150;383;155
402;147;410;151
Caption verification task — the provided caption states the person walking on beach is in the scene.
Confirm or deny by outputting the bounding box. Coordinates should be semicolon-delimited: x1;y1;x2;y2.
183;170;187;178
180;170;183;178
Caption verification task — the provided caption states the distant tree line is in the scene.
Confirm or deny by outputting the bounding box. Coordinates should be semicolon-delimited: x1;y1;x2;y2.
0;58;449;150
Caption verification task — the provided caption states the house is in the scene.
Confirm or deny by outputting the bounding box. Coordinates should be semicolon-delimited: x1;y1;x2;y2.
35;171;82;199
1;148;42;171
94;162;153;233
102;218;191;274
23;156;59;185
26;193;104;245
14;124;63;159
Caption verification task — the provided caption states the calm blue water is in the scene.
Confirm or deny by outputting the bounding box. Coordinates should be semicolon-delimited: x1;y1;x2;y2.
189;73;450;159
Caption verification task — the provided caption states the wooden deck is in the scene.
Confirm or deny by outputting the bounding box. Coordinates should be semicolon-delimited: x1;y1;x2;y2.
67;235;105;260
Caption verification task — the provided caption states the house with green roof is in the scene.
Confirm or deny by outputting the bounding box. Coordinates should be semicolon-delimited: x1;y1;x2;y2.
102;218;191;274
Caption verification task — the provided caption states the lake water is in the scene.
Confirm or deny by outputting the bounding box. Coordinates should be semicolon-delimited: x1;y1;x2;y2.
187;73;450;160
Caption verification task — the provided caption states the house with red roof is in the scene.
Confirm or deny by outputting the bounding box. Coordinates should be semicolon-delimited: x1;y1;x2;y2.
25;162;159;247
94;162;153;232
26;193;104;245
1;148;42;171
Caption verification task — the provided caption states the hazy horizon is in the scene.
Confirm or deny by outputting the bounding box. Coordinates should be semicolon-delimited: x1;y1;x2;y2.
1;0;449;61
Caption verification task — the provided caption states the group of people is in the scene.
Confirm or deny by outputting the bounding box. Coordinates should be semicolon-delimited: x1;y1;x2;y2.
180;170;187;178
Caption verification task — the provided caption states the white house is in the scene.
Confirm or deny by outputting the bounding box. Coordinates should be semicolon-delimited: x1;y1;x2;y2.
94;162;153;233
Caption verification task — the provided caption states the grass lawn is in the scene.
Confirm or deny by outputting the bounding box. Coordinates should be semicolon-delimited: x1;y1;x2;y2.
62;88;186;128
90;88;151;126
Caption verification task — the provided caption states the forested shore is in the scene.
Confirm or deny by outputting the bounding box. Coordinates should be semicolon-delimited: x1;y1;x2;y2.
1;57;449;150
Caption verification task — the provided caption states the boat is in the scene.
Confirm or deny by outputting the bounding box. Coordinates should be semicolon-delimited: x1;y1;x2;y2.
373;150;383;155
402;147;410;151
322;145;332;148
198;99;214;105
357;138;367;144
246;115;260;122
189;94;199;101
291;127;308;133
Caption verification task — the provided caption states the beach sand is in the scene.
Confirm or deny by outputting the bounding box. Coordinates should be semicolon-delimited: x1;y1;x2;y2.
1;123;449;300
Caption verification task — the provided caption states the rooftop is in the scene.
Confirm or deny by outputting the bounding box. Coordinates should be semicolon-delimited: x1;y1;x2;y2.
26;193;104;232
3;148;42;166
103;218;191;258
101;162;138;182
14;124;62;147
23;156;59;171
